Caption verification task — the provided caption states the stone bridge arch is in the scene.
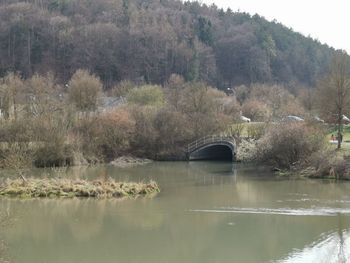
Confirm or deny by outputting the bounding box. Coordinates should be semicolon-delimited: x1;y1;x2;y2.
187;136;236;161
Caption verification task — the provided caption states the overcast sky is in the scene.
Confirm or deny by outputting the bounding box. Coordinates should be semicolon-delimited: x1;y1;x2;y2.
200;0;350;53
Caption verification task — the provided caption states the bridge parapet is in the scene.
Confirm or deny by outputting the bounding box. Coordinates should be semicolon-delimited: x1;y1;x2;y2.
187;135;236;152
187;135;236;161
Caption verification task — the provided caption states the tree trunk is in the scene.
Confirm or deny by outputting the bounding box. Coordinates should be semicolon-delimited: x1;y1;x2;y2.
28;30;32;75
337;113;342;149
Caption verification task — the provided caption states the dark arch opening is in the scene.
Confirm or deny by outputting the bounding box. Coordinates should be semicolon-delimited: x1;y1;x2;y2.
189;145;233;161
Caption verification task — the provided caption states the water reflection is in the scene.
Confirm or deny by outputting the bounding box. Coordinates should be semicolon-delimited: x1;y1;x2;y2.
0;208;11;263
188;161;237;176
276;227;350;262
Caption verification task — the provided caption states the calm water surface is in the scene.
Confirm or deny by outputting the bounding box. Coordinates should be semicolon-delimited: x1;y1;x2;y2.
1;162;350;263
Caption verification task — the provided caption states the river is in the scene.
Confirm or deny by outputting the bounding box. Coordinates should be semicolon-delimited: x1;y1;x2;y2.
1;162;350;263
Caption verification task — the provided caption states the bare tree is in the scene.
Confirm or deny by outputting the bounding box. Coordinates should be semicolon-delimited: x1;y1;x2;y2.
68;70;102;112
0;73;25;120
316;52;350;149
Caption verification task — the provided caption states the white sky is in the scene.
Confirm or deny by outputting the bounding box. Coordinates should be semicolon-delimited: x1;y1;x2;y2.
200;0;350;53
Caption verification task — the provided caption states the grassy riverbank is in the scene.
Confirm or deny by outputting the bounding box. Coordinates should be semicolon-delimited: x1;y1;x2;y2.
274;145;350;180
327;125;350;142
0;178;160;198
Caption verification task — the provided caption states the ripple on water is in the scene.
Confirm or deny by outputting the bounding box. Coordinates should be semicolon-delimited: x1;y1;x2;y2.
280;198;350;204
190;207;350;216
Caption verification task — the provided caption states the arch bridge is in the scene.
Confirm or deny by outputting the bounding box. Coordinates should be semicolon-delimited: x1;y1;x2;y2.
187;135;236;161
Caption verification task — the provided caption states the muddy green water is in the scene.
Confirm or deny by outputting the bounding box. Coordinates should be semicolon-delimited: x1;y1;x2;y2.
1;162;350;263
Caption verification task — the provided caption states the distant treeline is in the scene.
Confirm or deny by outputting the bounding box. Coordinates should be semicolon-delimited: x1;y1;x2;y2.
0;0;343;90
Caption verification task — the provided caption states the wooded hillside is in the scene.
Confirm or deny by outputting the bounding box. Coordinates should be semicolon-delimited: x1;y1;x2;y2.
0;0;341;89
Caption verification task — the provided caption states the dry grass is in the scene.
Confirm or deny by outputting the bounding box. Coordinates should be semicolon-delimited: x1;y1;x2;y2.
0;178;160;198
307;149;350;180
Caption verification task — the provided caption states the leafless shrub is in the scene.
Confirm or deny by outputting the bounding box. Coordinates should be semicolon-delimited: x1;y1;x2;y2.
228;123;245;140
242;99;271;121
109;80;135;97
68;70;102;112
309;151;350;180
75;108;135;161
247;123;267;140
256;122;325;168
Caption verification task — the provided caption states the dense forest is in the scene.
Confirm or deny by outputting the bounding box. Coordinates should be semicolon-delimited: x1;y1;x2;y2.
0;0;341;90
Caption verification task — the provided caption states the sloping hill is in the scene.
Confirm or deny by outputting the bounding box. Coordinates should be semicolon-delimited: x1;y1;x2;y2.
0;0;342;88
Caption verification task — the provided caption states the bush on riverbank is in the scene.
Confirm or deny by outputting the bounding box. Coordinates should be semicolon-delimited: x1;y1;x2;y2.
75;108;135;162
307;150;350;180
0;178;160;198
255;122;325;168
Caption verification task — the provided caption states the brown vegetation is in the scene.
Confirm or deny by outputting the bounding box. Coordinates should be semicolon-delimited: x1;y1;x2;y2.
246;123;267;140
306;150;350;180
68;70;102;112
0;71;247;167
242;99;271;121
0;0;338;90
0;0;347;181
75;108;135;162
0;51;347;175
0;178;160;198
255;122;325;169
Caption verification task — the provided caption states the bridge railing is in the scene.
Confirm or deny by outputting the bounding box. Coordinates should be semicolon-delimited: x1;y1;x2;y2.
187;135;236;153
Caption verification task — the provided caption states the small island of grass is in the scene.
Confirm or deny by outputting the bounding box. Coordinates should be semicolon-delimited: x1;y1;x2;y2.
0;178;160;199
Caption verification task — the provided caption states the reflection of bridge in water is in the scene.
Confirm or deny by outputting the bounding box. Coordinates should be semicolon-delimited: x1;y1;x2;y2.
187;135;236;161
